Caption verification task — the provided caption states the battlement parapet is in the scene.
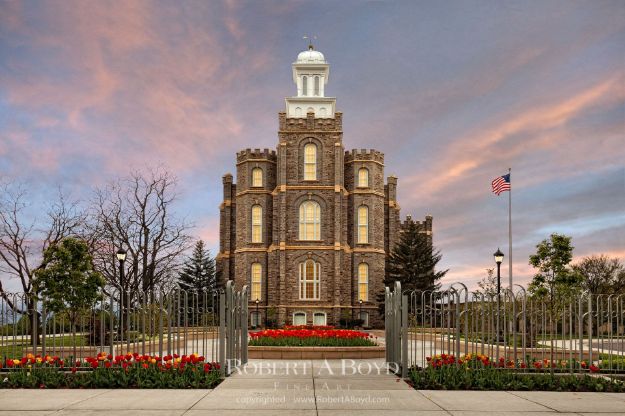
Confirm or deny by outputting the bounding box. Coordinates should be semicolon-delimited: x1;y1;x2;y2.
401;215;433;232
236;148;277;163
279;111;343;131
344;148;385;164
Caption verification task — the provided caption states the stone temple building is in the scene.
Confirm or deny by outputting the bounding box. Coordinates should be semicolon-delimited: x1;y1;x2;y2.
217;44;432;328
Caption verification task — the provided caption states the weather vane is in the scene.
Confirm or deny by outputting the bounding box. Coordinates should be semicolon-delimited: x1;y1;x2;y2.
303;35;317;50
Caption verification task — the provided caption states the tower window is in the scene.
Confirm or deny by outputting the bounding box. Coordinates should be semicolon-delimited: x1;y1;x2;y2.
358;263;369;301
251;311;261;327
304;143;317;180
302;75;308;96
358;168;369;188
299;260;320;300
251;263;262;301
314;76;320;96
357;205;369;244
293;311;307;325
299;200;320;240
359;311;369;327
313;312;327;325
251;205;262;243
252;167;263;187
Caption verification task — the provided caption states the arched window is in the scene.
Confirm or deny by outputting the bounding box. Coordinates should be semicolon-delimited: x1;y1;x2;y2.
299;201;320;240
293;311;307;325
251;205;262;243
299;260;320;300
251;167;263;187
358;263;369;301
250;311;261;328
313;311;327;325
357;205;369;244
358;168;369;188
314;76;320;96
359;311;369;327
302;76;308;96
251;263;262;301
304;143;317;180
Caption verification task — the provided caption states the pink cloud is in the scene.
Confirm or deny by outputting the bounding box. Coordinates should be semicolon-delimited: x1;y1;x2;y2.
401;75;624;205
1;1;278;179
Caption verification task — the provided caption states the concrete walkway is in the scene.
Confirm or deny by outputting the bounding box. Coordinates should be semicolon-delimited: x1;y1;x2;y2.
0;359;624;415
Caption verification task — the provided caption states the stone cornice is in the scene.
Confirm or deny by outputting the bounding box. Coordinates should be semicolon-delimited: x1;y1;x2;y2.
344;159;385;167
234;243;386;255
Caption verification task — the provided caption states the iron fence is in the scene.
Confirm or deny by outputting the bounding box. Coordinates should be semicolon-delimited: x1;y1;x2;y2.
386;282;625;377
0;281;248;376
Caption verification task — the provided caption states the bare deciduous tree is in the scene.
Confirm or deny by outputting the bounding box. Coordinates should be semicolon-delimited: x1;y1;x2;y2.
90;169;192;304
0;181;86;343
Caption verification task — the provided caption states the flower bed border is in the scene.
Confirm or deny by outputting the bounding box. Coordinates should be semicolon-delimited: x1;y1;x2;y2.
248;346;385;359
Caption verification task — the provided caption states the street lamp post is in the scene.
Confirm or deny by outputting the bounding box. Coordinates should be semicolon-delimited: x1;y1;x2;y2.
494;248;504;343
116;248;127;337
255;298;260;329
358;299;363;327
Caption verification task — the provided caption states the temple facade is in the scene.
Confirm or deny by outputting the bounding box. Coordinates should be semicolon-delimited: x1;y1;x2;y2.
217;44;431;328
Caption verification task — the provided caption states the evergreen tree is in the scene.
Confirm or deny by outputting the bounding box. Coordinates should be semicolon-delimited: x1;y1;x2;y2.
177;240;216;310
384;218;447;293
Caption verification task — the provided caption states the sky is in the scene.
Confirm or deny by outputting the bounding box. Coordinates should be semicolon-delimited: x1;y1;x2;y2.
1;0;624;290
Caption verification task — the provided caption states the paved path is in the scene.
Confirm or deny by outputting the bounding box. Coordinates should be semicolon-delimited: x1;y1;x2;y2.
1;359;624;415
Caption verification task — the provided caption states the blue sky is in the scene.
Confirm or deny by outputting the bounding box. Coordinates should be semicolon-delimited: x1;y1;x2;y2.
1;0;624;289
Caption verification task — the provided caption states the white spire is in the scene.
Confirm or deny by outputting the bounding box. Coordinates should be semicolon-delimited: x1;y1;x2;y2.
285;44;336;119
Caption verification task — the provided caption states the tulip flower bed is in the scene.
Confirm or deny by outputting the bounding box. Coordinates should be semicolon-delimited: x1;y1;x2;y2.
0;352;221;389
249;325;377;347
409;353;625;392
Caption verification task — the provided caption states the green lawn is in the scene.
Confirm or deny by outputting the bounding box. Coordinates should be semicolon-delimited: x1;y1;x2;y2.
0;335;87;359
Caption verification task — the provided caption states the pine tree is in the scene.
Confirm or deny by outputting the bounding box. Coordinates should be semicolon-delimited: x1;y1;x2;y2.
178;240;216;307
384;218;447;293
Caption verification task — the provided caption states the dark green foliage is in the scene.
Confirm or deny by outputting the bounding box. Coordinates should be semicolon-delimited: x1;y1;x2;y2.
384;218;447;293
409;366;625;392
34;238;105;325
528;233;579;300
572;255;625;295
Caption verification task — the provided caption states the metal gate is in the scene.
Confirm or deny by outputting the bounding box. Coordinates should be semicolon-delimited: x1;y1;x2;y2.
385;281;408;377
0;281;249;377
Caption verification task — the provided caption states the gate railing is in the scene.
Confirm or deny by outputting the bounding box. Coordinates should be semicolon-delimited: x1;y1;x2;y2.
385;281;408;377
386;281;625;376
0;282;248;377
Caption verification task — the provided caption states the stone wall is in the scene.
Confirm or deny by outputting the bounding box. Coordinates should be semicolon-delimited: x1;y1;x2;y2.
217;111;428;329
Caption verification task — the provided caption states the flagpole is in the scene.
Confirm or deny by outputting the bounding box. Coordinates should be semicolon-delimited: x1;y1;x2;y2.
508;167;512;290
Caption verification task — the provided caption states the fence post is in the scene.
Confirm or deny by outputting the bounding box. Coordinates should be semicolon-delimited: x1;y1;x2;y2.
41;301;47;357
241;285;249;366
109;293;114;358
158;290;164;359
588;295;593;365
384;287;390;363
219;290;226;377
401;293;408;378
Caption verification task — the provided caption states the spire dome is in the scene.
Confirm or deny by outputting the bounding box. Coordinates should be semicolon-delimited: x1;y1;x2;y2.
296;46;326;64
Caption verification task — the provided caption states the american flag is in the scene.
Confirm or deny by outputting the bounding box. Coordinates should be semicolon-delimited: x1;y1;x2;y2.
492;173;511;195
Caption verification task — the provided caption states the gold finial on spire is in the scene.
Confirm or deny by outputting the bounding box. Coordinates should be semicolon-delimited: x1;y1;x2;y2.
303;35;317;50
